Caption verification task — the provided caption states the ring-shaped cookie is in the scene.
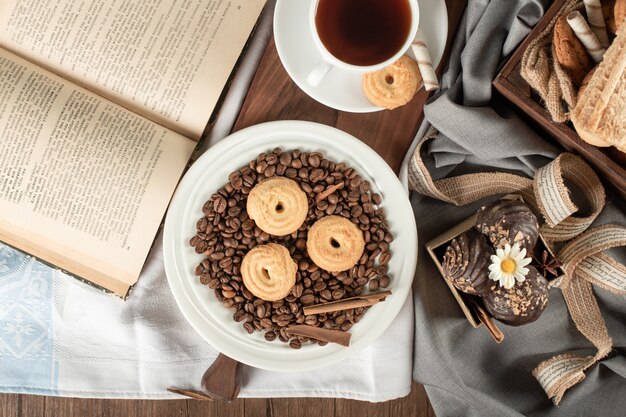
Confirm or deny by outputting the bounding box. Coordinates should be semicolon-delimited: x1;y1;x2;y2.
362;56;422;110
307;215;365;272
246;177;308;236
241;243;297;301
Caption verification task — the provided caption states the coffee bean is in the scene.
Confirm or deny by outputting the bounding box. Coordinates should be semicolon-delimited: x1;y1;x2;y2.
372;193;382;205
292;284;303;298
223;238;237;248
379;275;390;288
265;331;277;341
350;176;362;188
222;290;236;299
210;252;225;261
279;153;292;166
369;278;380;291
379;251;391;266
310;168;324;182
233;310;246;322
264;165;276;177
227;206;241;217
243;322;254;334
213;196;227;214
276;315;291;327
289;302;299;314
332;288;345;299
242;219;255;230
291;158;303;169
289;338;302;349
285;168;297;178
242;287;253;300
266;153;278;165
309;154;321;168
300;294;315;305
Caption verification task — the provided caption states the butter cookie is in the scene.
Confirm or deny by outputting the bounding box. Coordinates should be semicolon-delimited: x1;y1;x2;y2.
247;177;308;236
362;56;422;110
307;215;365;272
241;243;297;301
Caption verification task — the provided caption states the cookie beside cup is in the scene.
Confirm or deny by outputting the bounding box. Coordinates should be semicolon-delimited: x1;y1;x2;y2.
362;56;422;110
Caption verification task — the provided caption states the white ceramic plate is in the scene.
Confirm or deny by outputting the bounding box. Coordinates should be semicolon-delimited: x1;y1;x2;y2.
164;121;418;372
274;0;449;113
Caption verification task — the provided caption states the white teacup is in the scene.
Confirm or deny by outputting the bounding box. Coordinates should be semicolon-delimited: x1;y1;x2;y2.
307;0;420;87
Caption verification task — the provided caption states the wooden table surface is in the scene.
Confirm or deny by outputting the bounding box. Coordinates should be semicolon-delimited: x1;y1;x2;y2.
1;1;464;415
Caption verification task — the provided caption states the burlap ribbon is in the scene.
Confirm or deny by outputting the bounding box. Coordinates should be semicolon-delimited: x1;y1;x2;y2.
520;0;583;123
409;128;626;405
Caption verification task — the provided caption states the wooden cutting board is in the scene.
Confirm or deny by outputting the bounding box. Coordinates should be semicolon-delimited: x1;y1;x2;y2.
232;0;465;174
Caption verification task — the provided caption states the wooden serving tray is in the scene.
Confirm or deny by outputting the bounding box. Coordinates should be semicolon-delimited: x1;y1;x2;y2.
493;0;626;200
231;2;466;174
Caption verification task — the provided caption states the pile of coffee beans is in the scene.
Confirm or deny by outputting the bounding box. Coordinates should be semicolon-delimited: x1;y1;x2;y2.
190;148;393;348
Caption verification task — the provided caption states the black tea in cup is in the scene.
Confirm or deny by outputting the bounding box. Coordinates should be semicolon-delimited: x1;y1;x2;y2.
315;0;412;66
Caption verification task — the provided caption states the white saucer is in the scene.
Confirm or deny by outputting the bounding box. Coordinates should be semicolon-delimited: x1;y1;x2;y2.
163;121;418;372
274;0;449;113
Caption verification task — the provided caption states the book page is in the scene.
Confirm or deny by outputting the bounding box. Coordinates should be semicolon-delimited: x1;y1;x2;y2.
0;48;195;295
0;0;265;140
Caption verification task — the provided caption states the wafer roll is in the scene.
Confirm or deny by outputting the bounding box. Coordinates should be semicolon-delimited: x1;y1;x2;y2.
583;0;610;47
567;11;606;62
410;31;439;91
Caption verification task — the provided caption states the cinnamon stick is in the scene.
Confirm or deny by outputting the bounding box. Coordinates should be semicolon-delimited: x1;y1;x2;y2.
167;387;214;400
315;183;343;204
467;297;504;344
286;325;352;347
303;291;392;315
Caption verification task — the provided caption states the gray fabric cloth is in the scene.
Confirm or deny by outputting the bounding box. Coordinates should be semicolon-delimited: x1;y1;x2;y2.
424;0;557;176
411;1;626;416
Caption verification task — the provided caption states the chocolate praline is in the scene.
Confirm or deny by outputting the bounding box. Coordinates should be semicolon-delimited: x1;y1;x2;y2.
482;266;549;326
475;200;539;251
442;229;494;295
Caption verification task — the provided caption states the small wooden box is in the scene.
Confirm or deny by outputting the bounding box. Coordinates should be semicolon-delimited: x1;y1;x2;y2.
493;0;626;200
426;196;563;343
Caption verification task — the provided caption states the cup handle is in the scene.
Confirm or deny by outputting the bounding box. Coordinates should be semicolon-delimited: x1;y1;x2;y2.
306;62;333;86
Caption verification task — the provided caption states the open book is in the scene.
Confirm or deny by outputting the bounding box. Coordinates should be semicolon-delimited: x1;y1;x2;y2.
0;0;266;297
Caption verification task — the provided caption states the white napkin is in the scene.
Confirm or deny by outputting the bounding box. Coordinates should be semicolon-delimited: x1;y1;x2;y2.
49;235;414;401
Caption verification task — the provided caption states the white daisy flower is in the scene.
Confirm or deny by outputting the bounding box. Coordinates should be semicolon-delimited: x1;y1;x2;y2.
488;243;532;289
